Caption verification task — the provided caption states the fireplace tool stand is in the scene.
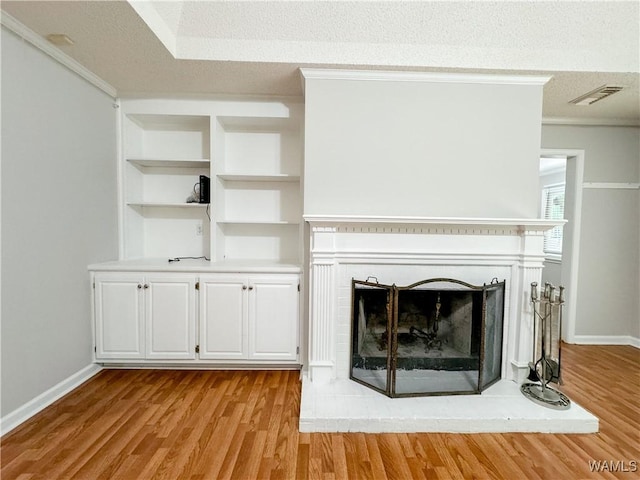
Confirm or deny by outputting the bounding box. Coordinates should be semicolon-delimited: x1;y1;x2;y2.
520;282;571;410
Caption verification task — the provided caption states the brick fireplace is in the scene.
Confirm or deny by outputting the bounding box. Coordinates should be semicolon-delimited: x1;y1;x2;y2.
299;215;598;433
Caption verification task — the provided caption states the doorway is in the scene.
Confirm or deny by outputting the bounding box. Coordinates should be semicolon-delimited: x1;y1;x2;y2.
539;149;585;343
539;155;567;287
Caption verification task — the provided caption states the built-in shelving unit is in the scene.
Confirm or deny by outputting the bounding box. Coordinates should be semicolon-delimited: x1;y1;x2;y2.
94;99;304;369
122;112;212;259
212;113;302;264
119;100;303;267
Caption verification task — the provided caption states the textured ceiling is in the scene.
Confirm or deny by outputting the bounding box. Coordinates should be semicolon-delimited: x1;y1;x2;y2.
2;0;639;123
149;1;638;72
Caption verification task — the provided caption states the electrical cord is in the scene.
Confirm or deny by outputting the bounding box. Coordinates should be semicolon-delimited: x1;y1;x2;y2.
171;181;211;263
189;182;211;221
168;256;210;263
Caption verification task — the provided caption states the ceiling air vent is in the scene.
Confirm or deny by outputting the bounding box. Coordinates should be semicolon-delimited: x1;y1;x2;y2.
569;85;624;106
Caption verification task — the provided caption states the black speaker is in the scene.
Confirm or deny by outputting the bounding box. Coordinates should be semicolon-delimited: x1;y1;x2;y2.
199;175;210;204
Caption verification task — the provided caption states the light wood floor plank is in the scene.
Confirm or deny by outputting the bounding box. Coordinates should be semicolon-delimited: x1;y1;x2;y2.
1;345;638;479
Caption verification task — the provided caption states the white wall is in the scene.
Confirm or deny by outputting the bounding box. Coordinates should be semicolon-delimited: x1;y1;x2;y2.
542;125;640;341
1;27;118;416
303;74;545;218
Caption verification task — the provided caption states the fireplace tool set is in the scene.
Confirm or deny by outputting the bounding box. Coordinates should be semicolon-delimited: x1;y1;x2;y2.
520;281;571;409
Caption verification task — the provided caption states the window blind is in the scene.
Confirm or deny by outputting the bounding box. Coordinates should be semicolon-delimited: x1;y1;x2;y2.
542;184;565;254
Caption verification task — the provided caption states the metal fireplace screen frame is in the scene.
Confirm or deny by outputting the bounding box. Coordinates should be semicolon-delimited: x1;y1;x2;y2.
350;277;505;398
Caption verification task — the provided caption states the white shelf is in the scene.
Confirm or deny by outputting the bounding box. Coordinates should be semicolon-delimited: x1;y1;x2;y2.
217;174;299;182
128;158;209;169
218;220;299;225
217;115;297;131
128;202;209;208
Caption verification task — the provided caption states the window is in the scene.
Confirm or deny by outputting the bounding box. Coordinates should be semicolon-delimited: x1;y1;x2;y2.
541;184;565;255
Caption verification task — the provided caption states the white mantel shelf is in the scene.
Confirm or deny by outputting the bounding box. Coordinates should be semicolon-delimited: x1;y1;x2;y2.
304;215;565;231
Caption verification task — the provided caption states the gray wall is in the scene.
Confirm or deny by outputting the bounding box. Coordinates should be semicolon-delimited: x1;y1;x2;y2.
1;27;118;416
542;125;640;339
304;77;544;218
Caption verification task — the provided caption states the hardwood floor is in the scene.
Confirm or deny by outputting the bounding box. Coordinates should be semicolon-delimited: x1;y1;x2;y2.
2;343;638;479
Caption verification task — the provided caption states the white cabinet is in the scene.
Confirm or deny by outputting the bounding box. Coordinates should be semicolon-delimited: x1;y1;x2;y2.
92;268;300;365
200;274;299;361
145;275;197;360
249;275;300;361
94;273;197;361
199;275;247;359
94;273;145;359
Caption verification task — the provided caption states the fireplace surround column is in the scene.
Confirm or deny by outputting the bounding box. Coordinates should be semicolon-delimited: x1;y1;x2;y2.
308;226;337;383
510;228;547;382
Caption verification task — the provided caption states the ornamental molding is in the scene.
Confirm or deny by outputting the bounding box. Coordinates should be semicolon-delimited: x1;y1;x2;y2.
305;215;564;234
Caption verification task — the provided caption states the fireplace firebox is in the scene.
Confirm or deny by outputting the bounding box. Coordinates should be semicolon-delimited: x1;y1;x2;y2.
351;277;505;397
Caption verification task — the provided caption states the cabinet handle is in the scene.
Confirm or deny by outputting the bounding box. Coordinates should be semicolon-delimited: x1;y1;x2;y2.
137;284;142;289
242;285;247;290
249;286;254;291
144;284;149;289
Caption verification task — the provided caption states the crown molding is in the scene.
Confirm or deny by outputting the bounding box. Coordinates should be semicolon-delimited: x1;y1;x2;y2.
542;116;640;127
118;91;304;104
300;68;551;93
1;11;117;98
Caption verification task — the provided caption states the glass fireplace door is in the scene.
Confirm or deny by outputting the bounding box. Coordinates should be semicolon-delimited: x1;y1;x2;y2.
392;282;482;396
350;278;506;398
479;282;505;391
350;279;392;395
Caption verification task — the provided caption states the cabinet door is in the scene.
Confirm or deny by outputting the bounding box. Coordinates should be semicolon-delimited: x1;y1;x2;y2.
199;275;248;359
94;273;145;359
248;275;299;361
145;275;197;360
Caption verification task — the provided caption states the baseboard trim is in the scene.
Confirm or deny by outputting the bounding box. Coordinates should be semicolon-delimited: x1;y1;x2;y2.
99;363;301;370
1;363;103;436
572;335;640;348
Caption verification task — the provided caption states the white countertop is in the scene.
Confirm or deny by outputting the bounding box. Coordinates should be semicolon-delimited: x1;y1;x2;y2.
88;258;302;273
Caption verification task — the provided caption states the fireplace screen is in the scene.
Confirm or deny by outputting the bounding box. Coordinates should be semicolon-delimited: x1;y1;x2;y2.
350;277;505;397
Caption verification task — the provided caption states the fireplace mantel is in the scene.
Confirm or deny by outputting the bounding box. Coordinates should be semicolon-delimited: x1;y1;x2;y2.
304;214;565;384
300;214;597;433
304;215;565;231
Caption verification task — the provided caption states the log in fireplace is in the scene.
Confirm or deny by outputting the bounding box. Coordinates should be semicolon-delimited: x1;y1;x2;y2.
350;277;506;397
